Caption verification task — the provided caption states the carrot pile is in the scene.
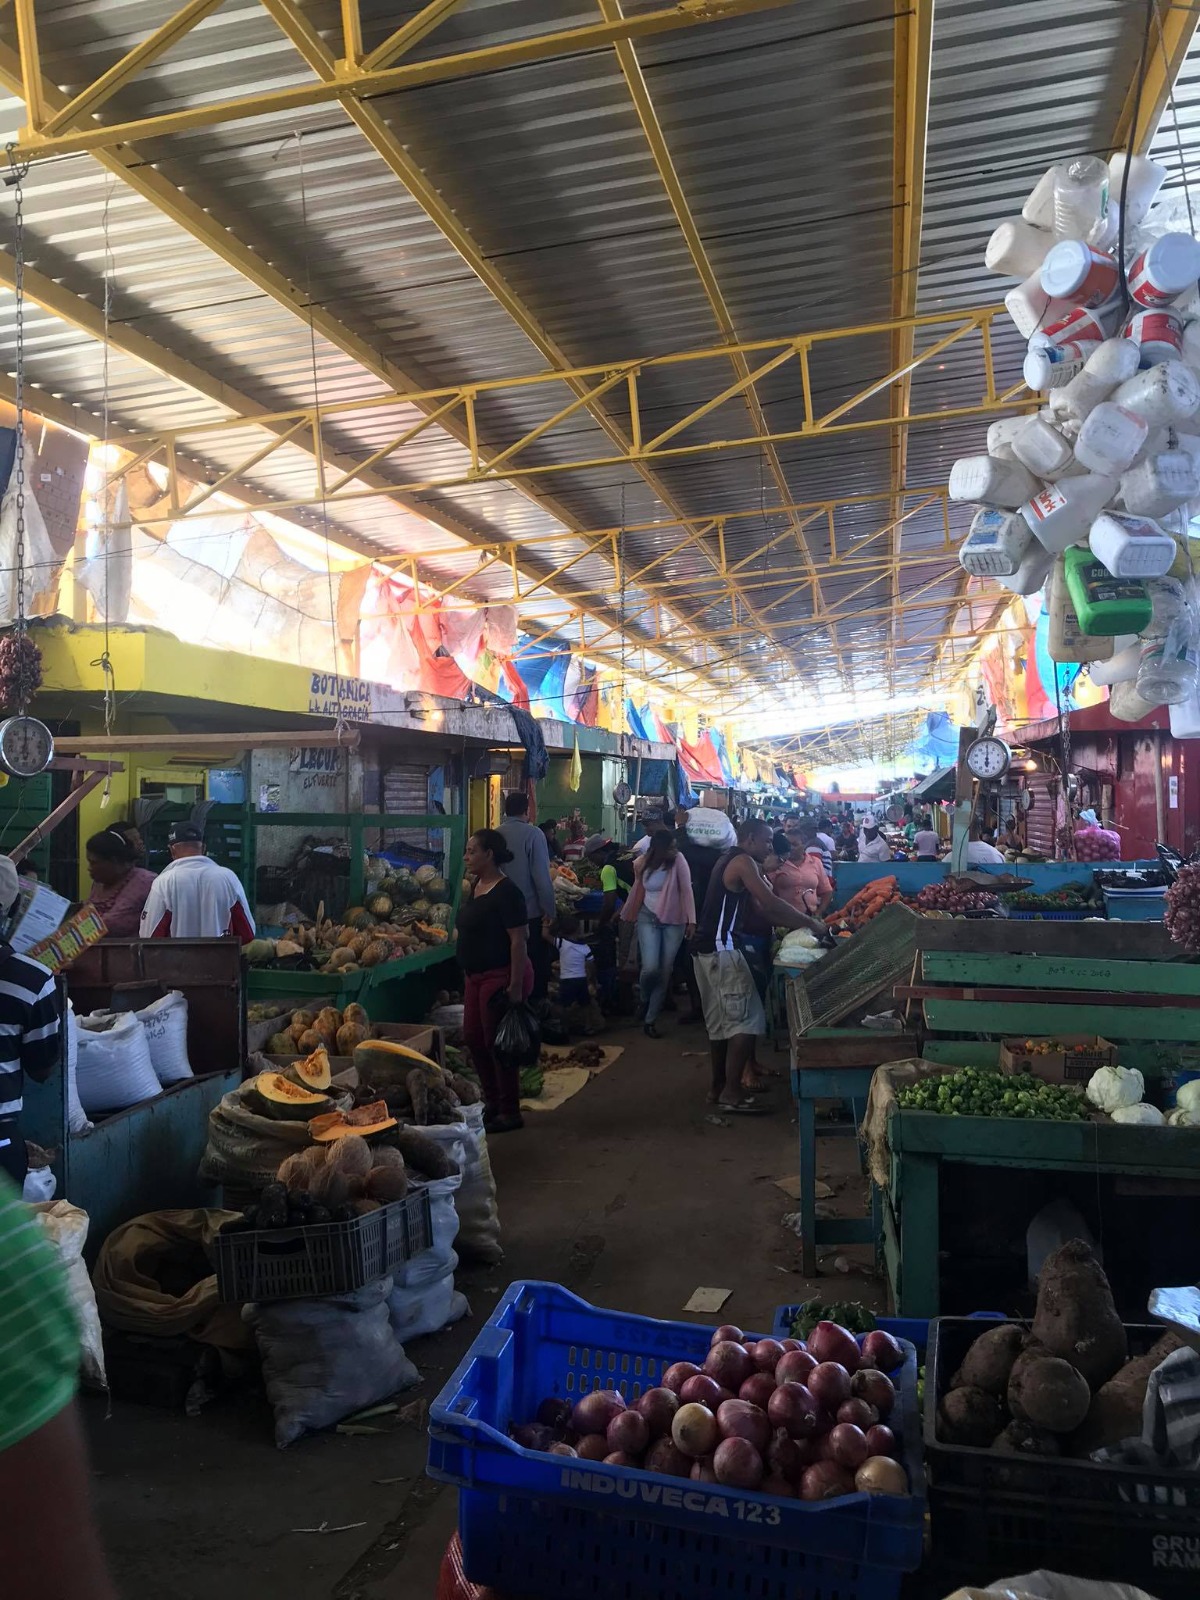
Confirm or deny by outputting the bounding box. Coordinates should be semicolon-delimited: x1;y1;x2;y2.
826;876;900;934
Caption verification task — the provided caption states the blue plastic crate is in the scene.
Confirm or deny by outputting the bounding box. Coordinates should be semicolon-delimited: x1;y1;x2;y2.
771;1305;1005;1352
428;1280;925;1600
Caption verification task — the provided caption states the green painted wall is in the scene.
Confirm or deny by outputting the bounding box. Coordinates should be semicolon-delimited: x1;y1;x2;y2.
537;754;604;831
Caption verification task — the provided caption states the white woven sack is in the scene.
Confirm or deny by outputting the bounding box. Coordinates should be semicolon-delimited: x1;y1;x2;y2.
685;807;737;849
65;1001;91;1135
75;1012;161;1114
136;991;194;1086
421;1110;503;1264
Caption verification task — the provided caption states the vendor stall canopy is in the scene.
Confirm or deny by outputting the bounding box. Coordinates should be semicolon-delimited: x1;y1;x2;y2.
0;0;1195;726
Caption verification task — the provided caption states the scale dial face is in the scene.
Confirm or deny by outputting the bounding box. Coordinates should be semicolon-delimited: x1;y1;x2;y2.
965;736;1011;781
0;716;54;777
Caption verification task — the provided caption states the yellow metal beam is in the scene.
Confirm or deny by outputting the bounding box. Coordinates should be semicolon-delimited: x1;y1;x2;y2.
1111;0;1200;152
361;0;473;71
8;0;801;158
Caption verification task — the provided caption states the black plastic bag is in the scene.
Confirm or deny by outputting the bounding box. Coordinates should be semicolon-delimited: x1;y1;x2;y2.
493;1000;542;1069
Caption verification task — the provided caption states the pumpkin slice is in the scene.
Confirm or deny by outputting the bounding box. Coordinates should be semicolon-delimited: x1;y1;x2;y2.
292;1044;332;1093
249;1071;333;1121
353;1038;441;1079
309;1100;397;1142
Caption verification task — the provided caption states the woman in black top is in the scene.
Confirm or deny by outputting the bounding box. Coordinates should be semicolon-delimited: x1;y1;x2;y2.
457;828;533;1133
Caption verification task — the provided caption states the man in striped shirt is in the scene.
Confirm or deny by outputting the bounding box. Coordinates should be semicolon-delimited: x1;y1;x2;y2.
0;856;61;1186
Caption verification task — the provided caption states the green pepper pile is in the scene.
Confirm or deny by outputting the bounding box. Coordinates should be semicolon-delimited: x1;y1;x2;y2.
897;1066;1088;1121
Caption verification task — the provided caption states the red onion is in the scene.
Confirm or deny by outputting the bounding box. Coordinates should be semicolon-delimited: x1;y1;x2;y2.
807;1321;861;1372
855;1456;907;1495
836;1398;878;1430
680;1373;729;1410
571;1390;626;1437
739;1372;777;1408
634;1387;679;1439
828;1423;870;1471
705;1340;755;1392
775;1348;817;1386
576;1433;610;1460
761;1472;794;1498
536;1397;574;1435
752;1338;785;1374
779;1338;804;1352
808;1362;852;1410
865;1424;898;1459
672;1402;719;1459
767;1381;821;1439
710;1323;744;1346
690;1456;717;1482
713;1435;764;1489
766;1428;805;1482
607;1409;649;1456
850;1367;896;1418
511;1423;556;1451
716;1399;770;1452
603;1451;640;1468
800;1461;855;1501
547;1442;577;1457
644;1437;692;1478
859;1330;904;1373
661;1361;701;1394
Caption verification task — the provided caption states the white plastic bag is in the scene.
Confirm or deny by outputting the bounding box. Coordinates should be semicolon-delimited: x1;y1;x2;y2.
421;1105;503;1264
65;1001;92;1135
22;1166;56;1202
136;991;194;1086
246;1276;420;1447
945;1575;1162;1600
75;1011;161;1114
34;1200;106;1388
387;1172;469;1341
685;807;737;849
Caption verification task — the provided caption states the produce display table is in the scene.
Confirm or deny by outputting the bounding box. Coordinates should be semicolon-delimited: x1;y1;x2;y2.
884;1110;1200;1317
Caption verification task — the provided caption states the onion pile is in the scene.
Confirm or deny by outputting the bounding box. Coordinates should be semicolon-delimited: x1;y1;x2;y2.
507;1319;909;1501
915;883;998;913
1166;865;1200;952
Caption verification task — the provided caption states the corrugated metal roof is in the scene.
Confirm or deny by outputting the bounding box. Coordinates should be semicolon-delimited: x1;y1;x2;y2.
0;0;1190;710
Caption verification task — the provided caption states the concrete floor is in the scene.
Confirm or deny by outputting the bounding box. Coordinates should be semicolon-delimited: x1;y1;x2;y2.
83;1022;881;1600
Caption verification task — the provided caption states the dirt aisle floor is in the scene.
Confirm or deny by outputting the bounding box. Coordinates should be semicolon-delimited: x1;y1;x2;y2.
83;1022;881;1599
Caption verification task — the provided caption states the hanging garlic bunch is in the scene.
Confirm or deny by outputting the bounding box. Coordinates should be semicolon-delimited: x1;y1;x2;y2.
0;632;42;712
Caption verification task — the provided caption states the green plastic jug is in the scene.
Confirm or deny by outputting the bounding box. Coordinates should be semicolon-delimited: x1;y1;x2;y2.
1062;546;1152;635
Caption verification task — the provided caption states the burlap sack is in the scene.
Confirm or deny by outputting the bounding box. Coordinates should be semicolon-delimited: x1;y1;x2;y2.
198;1087;312;1190
862;1058;963;1189
93;1208;251;1349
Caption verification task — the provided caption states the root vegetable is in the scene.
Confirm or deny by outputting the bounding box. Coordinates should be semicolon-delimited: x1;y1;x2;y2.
680;1374;729;1410
775;1349;817;1385
739;1372;778;1408
536;1397;574;1436
672;1402;719;1459
634;1387;679;1439
808;1322;862;1372
511;1423;556;1451
937;1386;1005;1446
954;1324;1025;1395
849;1368;895;1418
576;1433;611;1460
644;1437;692;1478
1030;1240;1127;1388
1007;1352;1091;1434
779;1338;803;1352
855;1456;908;1495
837;1399;878;1429
767;1381;821;1438
710;1324;744;1346
713;1436;764;1489
992;1419;1060;1456
859;1330;905;1373
547;1442;577;1457
752;1338;786;1374
607;1410;649;1456
828;1423;870;1471
800;1461;855;1500
705;1340;756;1392
716;1399;770;1452
662;1361;701;1394
864;1424;897;1458
808;1362;852;1410
572;1390;626;1437
766;1428;806;1482
1071;1332;1184;1453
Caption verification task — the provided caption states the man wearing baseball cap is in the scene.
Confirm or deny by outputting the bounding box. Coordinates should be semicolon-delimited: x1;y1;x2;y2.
138;824;256;943
0;855;61;1185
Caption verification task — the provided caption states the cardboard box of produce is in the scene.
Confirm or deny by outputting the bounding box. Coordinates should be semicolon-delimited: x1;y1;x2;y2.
1000;1034;1116;1085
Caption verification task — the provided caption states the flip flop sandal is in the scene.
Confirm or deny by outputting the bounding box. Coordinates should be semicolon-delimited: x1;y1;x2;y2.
716;1098;772;1115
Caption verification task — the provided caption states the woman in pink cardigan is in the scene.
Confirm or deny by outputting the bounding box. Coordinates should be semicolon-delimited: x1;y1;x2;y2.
621;830;696;1039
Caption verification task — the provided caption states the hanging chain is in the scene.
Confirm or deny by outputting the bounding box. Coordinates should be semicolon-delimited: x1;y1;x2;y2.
7;147;29;662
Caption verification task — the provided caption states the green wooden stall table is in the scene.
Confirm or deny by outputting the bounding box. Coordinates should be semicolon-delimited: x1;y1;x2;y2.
884;1110;1200;1318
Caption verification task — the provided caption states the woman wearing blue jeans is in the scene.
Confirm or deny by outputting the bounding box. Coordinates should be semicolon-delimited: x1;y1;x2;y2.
621;831;696;1038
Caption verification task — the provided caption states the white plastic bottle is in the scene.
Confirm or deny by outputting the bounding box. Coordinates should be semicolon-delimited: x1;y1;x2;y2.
1119;449;1200;518
1045;555;1115;663
1108;151;1166;228
1060;339;1141;419
1023;167;1059;228
1170;690;1200;738
1146;575;1193;631
948;454;1038;509
1053;156;1110;243
987;416;1030;460
1136;621;1199;705
1127;234;1200;308
1088;511;1178;577
1089;635;1142;685
998;543;1054;595
986;218;1054;277
1004;271;1071;339
1110;676;1166;720
1073;403;1151;474
1011;415;1074;478
1018;474;1119;552
958;507;1034;576
1110;362;1200;427
1040;240;1120;308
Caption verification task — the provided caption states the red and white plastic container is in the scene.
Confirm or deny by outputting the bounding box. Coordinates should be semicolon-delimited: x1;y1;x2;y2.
1018;473;1119;553
1004;270;1071;340
1127;234;1200;308
1024;306;1107;390
1040;240;1120;308
1123;309;1184;366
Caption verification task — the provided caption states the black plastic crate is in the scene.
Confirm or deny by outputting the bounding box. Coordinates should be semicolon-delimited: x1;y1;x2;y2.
924;1317;1200;1594
213;1187;432;1302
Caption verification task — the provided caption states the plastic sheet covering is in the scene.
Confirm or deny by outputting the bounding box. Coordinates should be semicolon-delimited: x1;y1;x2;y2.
0;481;60;623
944;1575;1161;1600
75;481;132;623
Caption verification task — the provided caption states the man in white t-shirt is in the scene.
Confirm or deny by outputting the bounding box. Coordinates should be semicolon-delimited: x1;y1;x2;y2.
858;819;893;863
965;830;1006;866
139;823;256;942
